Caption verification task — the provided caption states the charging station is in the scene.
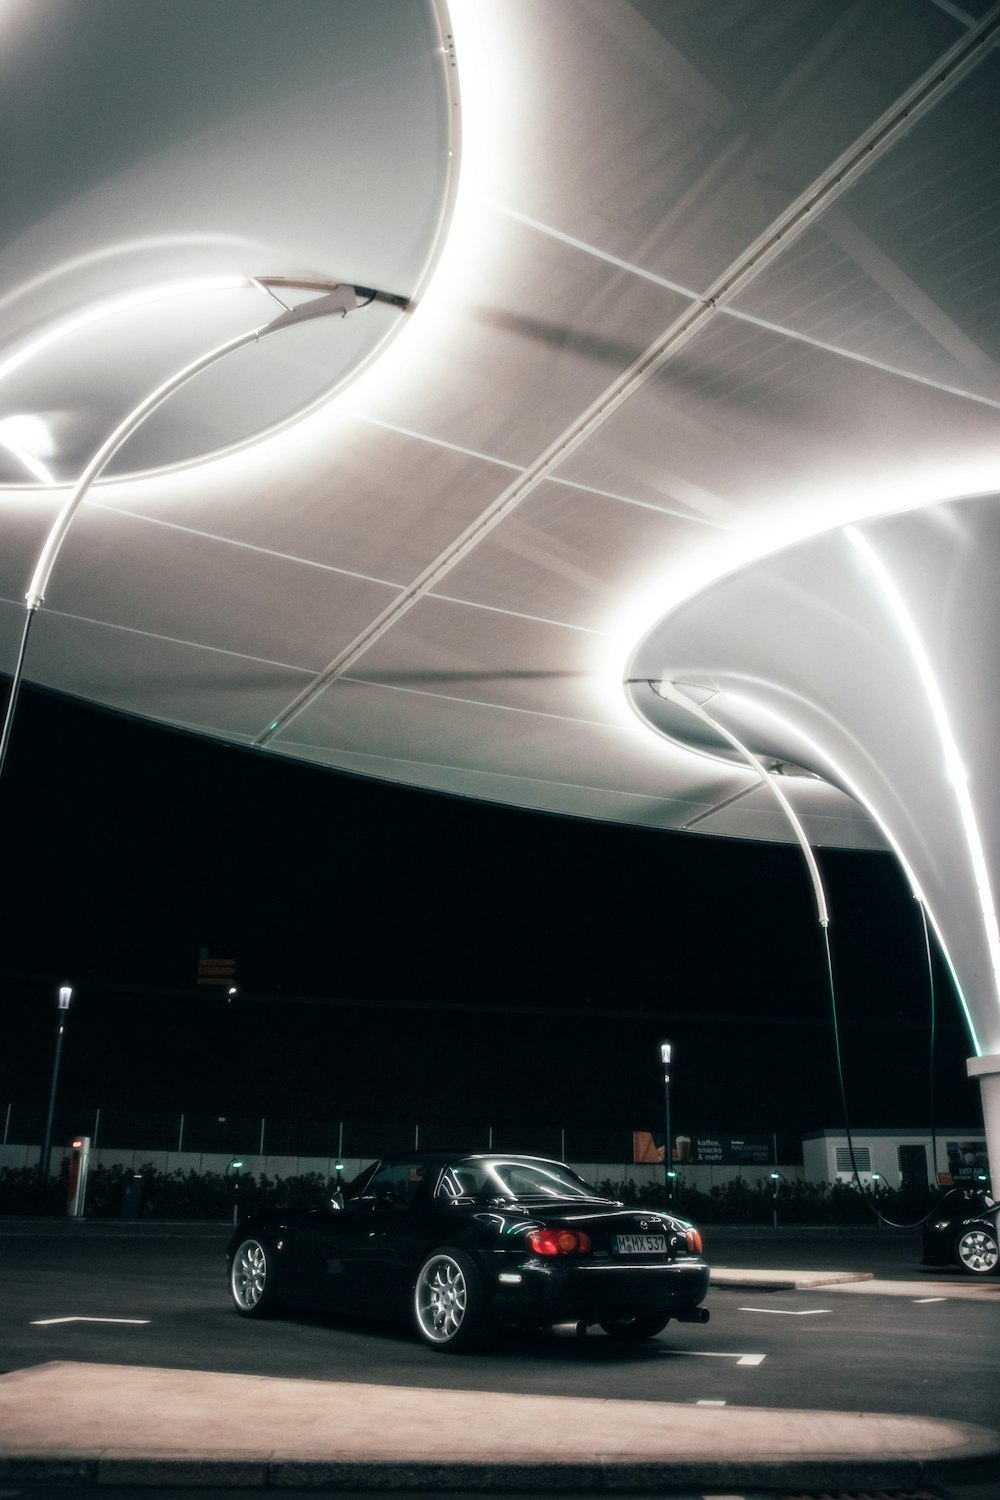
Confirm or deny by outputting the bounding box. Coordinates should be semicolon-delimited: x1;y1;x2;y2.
66;1136;91;1217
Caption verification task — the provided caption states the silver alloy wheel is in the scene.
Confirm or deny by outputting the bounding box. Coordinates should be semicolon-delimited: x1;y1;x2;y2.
956;1227;1000;1274
231;1238;268;1309
415;1253;468;1344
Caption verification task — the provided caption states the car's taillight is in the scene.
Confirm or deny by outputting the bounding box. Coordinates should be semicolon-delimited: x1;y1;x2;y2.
685;1227;703;1255
527;1227;592;1256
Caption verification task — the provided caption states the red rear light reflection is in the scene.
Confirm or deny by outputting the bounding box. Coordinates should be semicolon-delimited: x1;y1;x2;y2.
685;1227;703;1255
527;1227;592;1256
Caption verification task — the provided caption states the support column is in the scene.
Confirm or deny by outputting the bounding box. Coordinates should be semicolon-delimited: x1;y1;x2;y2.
967;1056;1000;1193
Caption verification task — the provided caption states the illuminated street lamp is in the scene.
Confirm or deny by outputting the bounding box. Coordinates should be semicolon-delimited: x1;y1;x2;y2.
38;985;72;1185
660;1042;674;1199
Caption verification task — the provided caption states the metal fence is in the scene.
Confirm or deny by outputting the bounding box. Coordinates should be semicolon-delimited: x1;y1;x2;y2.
1;1102;650;1167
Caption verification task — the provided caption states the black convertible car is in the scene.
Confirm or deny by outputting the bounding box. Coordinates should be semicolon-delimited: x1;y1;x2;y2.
227;1150;710;1351
922;1187;999;1275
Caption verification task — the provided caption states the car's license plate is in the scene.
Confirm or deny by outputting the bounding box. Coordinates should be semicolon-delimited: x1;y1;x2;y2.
612;1233;667;1255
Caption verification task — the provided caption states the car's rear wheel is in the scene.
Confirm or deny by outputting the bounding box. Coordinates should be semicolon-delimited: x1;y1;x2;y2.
599;1312;671;1341
955;1226;1000;1275
230;1237;279;1316
413;1248;494;1351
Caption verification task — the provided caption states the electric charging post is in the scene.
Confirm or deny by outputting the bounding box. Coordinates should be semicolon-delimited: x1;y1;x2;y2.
227;1157;245;1226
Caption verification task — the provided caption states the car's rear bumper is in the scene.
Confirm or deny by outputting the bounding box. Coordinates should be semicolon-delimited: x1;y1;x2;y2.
489;1255;710;1327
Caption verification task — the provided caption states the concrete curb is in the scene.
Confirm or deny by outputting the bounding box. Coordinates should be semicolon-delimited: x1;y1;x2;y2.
3;1450;1000;1491
710;1267;874;1289
3;1362;1000;1491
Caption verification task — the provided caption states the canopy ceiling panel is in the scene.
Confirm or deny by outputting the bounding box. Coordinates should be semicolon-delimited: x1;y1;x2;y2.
728;60;1000;398
20;612;310;740
422;479;716;627
282;673;885;850
2;0;1000;871
27;504;401;673
284;670;737;802
551;316;1000;535
340;216;691;467
477;0;967;292
88;415;523;590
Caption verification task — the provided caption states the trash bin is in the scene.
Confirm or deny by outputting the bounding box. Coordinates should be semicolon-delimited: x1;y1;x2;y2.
121;1174;143;1218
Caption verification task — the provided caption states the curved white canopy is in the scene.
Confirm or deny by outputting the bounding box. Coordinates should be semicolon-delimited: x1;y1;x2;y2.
4;1;1000;1115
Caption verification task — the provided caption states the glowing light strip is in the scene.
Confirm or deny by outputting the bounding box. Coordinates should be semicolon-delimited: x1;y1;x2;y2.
846;523;999;1031
651;680;829;926
0;434;54;484
0;275;251;390
701;682;981;1055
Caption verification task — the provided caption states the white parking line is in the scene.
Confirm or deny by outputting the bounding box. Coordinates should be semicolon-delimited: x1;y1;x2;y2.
738;1306;830;1316
666;1350;766;1366
31;1316;151;1326
914;1296;948;1303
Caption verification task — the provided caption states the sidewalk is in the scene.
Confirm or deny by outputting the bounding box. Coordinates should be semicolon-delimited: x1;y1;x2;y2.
1;1357;999;1492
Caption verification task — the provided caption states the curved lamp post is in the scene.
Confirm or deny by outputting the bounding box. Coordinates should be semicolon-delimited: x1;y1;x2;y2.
0;275;408;779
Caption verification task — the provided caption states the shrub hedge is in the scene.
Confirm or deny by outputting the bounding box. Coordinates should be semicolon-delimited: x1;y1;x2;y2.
1;1161;940;1225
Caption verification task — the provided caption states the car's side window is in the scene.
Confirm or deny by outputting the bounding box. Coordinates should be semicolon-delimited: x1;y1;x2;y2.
367;1161;428;1206
437;1165;488;1199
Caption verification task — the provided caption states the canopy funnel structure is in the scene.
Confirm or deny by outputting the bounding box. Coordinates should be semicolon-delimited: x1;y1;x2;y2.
627;495;1000;1182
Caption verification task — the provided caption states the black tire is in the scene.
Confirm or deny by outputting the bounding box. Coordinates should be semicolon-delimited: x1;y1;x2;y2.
413;1248;495;1352
230;1236;280;1316
599;1312;671;1341
955;1226;1000;1275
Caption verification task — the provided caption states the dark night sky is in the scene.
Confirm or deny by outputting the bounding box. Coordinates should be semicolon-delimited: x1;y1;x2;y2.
0;682;983;1143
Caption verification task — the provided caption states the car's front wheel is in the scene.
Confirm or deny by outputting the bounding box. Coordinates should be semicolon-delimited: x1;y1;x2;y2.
955;1226;1000;1275
413;1248;494;1351
599;1312;671;1341
230;1237;280;1316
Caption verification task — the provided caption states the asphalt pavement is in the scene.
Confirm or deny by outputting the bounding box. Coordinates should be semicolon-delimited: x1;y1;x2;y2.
1;1221;998;1493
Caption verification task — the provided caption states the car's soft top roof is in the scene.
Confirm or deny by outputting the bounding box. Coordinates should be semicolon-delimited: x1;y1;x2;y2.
371;1150;569;1168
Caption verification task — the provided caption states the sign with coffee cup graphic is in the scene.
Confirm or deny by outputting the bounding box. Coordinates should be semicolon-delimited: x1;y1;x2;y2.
633;1131;773;1166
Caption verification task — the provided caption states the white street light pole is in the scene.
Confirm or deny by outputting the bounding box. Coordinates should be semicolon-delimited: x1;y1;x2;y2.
660;1041;673;1200
38;985;72;1187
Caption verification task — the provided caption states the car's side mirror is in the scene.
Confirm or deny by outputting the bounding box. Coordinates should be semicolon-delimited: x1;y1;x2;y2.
329;1189;344;1211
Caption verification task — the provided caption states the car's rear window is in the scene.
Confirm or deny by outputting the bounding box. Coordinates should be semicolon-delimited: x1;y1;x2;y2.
436;1158;602;1201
